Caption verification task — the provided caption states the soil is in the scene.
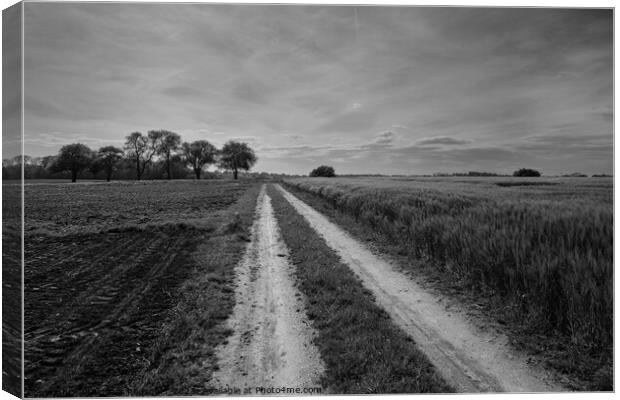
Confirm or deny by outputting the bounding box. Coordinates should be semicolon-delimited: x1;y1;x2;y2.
3;183;23;397
24;180;249;236
24;227;205;396
276;184;565;393
2;232;22;397
22;180;258;397
211;185;324;392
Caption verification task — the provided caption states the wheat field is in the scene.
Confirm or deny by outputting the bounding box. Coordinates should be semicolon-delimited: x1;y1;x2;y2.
285;176;612;387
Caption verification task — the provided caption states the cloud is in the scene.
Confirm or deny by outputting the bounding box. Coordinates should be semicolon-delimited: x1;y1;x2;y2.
316;110;378;134
231;79;271;104
416;136;472;146
348;102;362;111
513;134;612;160
283;134;303;140
18;4;612;175
523;133;611;145
24;132;118;148
162;85;205;98
259;144;335;160
373;131;397;145
437;147;521;162
391;124;412;131
228;136;261;145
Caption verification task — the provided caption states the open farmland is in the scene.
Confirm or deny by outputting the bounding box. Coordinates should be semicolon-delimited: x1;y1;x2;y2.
23;180;261;397
23;180;252;235
283;176;613;390
15;176;613;394
2;183;22;396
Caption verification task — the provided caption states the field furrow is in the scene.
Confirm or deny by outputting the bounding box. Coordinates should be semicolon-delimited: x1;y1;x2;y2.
25;229;200;396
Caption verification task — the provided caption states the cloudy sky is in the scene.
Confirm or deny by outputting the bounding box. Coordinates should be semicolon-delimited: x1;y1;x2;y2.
19;4;612;175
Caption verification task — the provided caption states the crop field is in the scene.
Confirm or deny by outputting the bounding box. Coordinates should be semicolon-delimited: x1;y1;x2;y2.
22;180;261;397
2;183;22;395
284;176;613;390
12;176;614;394
23;180;251;236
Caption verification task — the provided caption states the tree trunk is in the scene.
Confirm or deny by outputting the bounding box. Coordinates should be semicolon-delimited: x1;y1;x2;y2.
194;167;201;180
106;169;112;182
233;168;238;180
71;169;77;183
136;158;141;180
166;155;171;180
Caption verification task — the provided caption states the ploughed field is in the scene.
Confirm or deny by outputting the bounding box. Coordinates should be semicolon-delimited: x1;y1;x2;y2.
24;180;247;235
284;176;613;390
3;184;22;396
23;180;261;397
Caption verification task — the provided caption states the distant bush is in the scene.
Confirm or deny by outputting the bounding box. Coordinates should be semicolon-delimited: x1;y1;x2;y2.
513;168;541;177
466;171;499;177
310;165;336;177
592;174;612;178
563;172;588;178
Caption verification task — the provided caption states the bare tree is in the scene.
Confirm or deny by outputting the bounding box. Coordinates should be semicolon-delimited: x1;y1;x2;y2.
124;132;157;180
150;130;181;179
219;141;257;180
182;140;218;179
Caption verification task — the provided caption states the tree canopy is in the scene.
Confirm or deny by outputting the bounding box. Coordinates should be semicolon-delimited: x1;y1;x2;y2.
219;141;257;180
97;146;124;182
183;140;218;180
124;132;158;180
54;143;95;182
4;131;263;182
310;165;336;177
150;130;181;179
513;168;541;177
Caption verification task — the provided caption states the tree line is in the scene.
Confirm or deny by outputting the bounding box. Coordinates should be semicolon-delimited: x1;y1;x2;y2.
2;130;257;182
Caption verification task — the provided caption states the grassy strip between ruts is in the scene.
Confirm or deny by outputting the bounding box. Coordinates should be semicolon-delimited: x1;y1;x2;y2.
127;183;261;395
266;184;451;394
281;181;611;391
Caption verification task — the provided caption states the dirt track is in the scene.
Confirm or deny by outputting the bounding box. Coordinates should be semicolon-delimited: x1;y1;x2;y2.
211;186;324;392
275;184;564;393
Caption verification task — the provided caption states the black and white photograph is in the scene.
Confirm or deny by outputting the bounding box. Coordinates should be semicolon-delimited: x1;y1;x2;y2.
1;1;614;397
